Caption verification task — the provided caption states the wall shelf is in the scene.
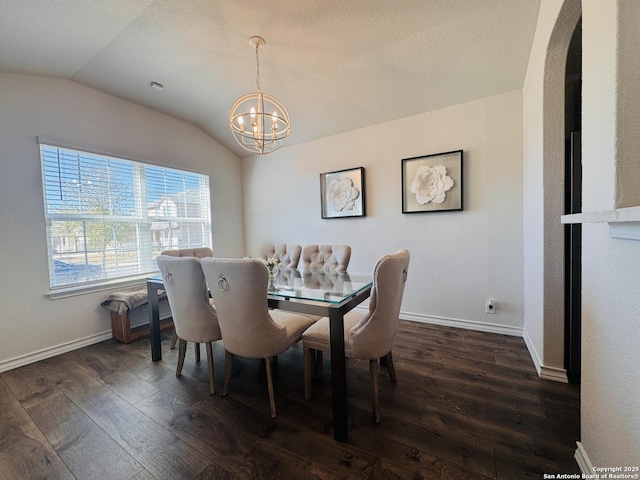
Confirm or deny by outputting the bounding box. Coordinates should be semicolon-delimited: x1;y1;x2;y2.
561;206;640;241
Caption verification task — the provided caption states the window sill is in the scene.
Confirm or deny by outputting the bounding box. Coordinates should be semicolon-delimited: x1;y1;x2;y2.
47;273;156;300
561;205;640;241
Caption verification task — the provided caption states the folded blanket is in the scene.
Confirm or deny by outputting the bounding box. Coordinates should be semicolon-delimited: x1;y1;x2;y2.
101;287;164;315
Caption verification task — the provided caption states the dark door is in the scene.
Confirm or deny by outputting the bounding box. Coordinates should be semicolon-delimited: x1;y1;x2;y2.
564;131;581;384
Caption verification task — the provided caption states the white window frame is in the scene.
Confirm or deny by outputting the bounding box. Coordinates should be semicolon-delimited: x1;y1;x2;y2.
39;138;212;297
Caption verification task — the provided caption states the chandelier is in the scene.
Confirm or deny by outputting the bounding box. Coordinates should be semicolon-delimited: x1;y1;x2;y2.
229;36;291;155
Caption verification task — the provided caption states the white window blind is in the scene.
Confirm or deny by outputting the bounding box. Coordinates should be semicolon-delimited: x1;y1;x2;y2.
40;143;211;289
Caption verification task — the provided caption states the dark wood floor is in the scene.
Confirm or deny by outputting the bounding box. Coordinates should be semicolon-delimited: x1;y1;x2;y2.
0;321;580;480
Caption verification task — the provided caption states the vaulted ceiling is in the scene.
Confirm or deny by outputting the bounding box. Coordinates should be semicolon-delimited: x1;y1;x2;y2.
0;0;540;157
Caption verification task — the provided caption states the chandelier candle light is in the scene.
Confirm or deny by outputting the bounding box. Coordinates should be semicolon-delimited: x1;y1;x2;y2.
229;36;291;155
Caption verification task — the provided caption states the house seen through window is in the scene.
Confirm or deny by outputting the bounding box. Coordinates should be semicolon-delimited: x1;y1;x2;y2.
40;143;211;288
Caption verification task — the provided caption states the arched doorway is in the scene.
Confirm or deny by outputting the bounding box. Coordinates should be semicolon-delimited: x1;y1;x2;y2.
540;0;581;382
523;0;581;383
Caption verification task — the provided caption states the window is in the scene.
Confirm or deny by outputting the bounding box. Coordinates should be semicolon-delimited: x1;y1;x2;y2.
40;142;211;289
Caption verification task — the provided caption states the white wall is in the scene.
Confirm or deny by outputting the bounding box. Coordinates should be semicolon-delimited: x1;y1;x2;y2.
523;0;640;469
616;0;640;208
243;91;524;334
579;0;640;468
0;73;243;370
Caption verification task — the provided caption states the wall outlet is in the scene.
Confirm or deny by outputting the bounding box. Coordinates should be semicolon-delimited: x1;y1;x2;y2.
485;298;496;314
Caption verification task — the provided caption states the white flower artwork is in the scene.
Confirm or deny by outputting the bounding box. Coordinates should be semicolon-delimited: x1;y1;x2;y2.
327;177;360;212
402;150;462;213
321;167;365;218
409;164;454;205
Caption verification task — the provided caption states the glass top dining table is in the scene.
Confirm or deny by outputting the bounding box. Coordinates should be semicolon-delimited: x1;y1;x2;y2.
268;268;372;304
146;267;373;442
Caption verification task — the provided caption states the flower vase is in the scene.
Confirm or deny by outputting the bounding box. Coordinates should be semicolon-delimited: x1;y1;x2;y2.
268;269;277;292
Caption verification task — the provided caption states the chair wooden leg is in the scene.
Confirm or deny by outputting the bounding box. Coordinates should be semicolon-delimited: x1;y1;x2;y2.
316;350;324;378
309;349;322;379
222;350;233;397
205;342;215;395
369;359;380;424
303;346;312;400
265;357;277;418
170;330;178;349
309;348;317;378
384;351;397;383
176;339;187;376
194;343;201;362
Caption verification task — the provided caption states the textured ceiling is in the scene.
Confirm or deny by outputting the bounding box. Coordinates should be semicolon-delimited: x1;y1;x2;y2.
0;0;541;157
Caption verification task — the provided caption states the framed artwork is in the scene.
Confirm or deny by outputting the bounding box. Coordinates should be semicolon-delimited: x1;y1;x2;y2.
401;150;463;213
320;167;366;219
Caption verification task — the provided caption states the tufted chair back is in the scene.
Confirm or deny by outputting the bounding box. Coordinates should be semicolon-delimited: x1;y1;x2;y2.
301;249;409;422
301;244;351;272
160;247;213;258
347;249;410;359
200;257;316;418
199;258;290;358
156;256;220;343
267;244;302;268
159;246;213;350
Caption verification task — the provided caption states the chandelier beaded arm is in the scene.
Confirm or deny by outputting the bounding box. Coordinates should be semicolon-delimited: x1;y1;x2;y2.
228;36;291;155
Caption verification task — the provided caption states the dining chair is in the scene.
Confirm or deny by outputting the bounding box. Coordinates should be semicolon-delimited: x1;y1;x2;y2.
161;247;214;352
160;247;213;258
156;255;222;395
301;244;351;272
200;257;316;418
302;249;410;423
267;244;302;268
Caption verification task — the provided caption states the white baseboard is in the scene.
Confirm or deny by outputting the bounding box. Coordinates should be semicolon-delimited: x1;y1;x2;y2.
398;311;523;337
0;330;113;373
575;442;594;475
540;365;569;383
523;328;543;374
523;327;569;383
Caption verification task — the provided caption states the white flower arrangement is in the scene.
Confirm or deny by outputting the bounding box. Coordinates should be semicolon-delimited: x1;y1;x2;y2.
259;256;279;272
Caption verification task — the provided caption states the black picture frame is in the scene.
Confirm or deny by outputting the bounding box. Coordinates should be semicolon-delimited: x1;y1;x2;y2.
401;150;463;213
320;167;366;219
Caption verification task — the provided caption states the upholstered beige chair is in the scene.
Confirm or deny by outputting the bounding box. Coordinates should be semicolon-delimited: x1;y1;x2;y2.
156;255;222;395
301;244;351;272
160;247;213;258
161;247;214;351
267;244;302;269
200;257;316;418
302;249;410;423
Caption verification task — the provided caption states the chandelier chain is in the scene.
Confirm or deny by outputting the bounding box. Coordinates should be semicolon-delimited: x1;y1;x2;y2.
255;43;261;92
